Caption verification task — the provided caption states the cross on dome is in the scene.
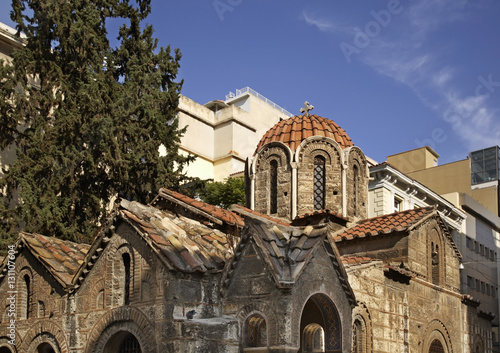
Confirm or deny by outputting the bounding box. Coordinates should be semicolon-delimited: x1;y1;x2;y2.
300;101;314;116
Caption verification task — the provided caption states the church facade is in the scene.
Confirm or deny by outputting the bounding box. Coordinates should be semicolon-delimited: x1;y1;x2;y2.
0;107;492;352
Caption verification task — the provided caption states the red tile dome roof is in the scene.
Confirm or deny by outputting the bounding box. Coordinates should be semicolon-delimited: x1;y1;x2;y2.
255;114;353;154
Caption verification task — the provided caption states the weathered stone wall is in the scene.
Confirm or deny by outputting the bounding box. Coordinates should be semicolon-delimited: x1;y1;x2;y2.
346;262;467;353
254;143;292;219
297;138;343;217
223;239;353;352
345;147;368;221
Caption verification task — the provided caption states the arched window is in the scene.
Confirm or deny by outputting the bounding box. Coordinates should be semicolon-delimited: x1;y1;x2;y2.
353;318;366;353
38;300;45;318
270;160;278;214
22;274;32;319
303;323;325;352
103;331;142;353
314;156;326;210
122;253;131;305
432;243;440;285
118;333;141;353
244;314;267;347
353;165;359;216
429;339;445;353
36;342;56;353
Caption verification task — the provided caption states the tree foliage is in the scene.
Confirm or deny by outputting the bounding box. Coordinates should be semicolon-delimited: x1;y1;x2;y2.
197;177;245;209
0;0;193;244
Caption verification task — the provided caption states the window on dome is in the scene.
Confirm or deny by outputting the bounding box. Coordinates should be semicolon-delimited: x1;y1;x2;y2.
270;160;278;214
313;156;326;210
353;165;359;216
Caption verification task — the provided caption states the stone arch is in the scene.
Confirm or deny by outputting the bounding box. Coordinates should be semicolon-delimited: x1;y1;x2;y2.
296;137;343;216
344;147;368;220
18;267;34;320
106;239;136;307
19;320;69;353
427;227;445;286
253;142;292;218
243;313;268;348
421;320;452;353
0;337;17;353
352;302;372;353
299;293;342;353
472;334;484;353
237;302;278;347
85;306;156;353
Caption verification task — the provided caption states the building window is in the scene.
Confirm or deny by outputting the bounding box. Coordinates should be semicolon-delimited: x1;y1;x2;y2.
470;146;499;185
270;160;278;214
466;236;472;249
244;314;267;347
476;279;480;291
431;242;440;285
467;276;474;289
481;281;486;293
480;244;484;256
353;165;359;216
123;253;131;305
23;274;32;319
394;195;403;213
487;284;490;296
313;156;326;210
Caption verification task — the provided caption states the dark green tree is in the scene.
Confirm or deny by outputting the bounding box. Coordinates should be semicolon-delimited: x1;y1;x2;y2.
0;0;193;244
198;177;245;209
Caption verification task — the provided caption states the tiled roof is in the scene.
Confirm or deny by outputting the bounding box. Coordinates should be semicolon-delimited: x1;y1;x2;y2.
230;204;290;226
292;209;348;226
333;207;435;242
120;199;233;273
255;114;353;153
341;256;373;266
18;232;90;286
155;188;244;227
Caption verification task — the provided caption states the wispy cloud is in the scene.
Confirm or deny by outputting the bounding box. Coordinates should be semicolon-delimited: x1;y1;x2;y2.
303;0;500;152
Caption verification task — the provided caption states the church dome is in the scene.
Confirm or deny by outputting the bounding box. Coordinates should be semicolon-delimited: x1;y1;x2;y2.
255;114;353;154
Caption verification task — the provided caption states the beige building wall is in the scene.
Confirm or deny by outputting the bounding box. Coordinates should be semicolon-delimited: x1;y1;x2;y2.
388;147;499;216
177;88;292;181
387;146;439;173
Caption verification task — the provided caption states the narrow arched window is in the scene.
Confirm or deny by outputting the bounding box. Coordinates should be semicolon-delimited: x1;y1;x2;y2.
270;160;278;214
432;243;439;285
353;165;359;216
123;253;131;305
24;274;32;319
314;156;326;210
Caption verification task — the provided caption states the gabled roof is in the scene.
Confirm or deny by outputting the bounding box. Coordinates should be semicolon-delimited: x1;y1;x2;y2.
333;206;462;258
153;188;244;228
221;214;356;306
119;199;233;273
231;204;290;226
0;232;90;288
333;207;436;242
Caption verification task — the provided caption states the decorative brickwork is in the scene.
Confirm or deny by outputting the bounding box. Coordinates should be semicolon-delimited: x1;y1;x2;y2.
254;143;292;218
85;306;156;353
296;137;343;217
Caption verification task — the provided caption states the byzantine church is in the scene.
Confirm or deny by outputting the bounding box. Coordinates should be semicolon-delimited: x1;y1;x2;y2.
0;105;492;353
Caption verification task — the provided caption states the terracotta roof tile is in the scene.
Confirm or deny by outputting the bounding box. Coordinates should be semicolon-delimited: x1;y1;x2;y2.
230;204;290;226
157;189;244;227
19;232;90;286
120;199;233;273
255;114;353;154
334;207;435;242
341;256;373;265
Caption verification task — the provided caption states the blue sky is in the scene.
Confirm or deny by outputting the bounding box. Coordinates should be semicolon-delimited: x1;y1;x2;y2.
2;0;500;164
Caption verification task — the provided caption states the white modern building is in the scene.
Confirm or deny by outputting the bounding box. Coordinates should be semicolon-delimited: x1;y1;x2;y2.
177;87;293;181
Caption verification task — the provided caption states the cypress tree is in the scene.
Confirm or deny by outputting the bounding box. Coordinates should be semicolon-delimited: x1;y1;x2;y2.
0;0;193;244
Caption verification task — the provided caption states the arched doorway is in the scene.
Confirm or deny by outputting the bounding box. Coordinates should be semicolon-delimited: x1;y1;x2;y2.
300;293;341;353
429;339;445;353
36;343;56;353
103;331;141;353
0;346;14;353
